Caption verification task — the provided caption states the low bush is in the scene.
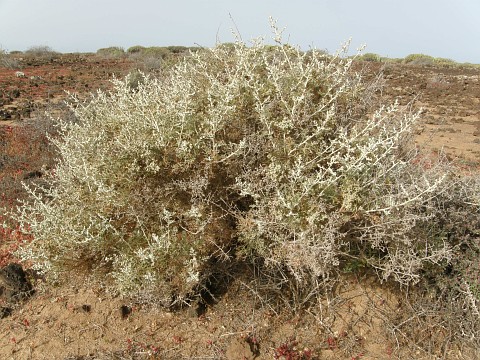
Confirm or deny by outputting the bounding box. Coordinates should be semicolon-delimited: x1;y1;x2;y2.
126;45;146;54
403;53;434;66
9;22;480;313
433;57;458;67
128;46;192;72
0;48;20;69
96;46;125;59
358;52;381;62
165;46;189;54
136;46;170;59
25;45;58;60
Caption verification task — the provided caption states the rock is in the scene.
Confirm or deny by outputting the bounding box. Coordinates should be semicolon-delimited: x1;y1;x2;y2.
0;307;12;319
120;305;132;319
0;263;34;307
0;110;11;120
23;170;43;180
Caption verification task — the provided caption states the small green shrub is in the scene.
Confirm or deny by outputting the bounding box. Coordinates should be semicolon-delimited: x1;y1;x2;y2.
127;45;146;54
433;57;458;67
166;46;188;54
403;53;434;66
358;52;381;62
128;46;191;72
11;21;480;307
140;46;170;58
125;69;146;91
96;46;125;58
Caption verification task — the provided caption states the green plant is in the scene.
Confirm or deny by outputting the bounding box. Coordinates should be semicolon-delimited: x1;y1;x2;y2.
358;53;381;62
403;53;434;66
10;20;480;309
165;46;189;54
127;46;175;71
433;57;457;67
96;46;125;58
127;45;146;54
139;46;170;59
125;69;146;91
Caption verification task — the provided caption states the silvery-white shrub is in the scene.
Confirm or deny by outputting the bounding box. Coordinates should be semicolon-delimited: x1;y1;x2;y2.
11;20;479;304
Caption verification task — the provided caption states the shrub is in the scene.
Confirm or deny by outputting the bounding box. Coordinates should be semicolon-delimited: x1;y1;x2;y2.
25;45;58;59
166;46;189;54
127;45;146;54
403;53;434;66
125;69;145;91
10;21;480;307
139;46;170;59
358;52;381;62
0;48;20;69
433;57;458;67
96;46;125;59
128;46;191;72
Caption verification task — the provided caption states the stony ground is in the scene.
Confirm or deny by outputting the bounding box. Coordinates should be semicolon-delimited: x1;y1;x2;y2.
1;54;479;359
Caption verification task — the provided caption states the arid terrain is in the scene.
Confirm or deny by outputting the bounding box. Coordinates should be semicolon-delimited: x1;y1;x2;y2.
1;53;479;359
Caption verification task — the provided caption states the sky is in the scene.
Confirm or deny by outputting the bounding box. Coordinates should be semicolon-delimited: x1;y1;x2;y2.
0;0;479;63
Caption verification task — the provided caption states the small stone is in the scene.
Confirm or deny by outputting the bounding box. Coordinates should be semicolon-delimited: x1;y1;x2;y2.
0;307;12;319
120;305;132;319
0;263;34;304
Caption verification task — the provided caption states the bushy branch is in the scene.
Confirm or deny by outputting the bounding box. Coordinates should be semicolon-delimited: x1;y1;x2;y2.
10;24;480;305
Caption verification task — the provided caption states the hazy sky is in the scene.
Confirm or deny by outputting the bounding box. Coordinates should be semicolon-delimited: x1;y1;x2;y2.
0;0;479;63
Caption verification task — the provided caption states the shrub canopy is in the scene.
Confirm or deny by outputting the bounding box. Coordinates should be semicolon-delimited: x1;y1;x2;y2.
12;25;480;304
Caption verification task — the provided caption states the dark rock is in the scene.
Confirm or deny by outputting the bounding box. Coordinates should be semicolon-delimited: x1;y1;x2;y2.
120;305;132;319
0;110;11;120
0;307;12;319
23;170;43;180
0;263;34;304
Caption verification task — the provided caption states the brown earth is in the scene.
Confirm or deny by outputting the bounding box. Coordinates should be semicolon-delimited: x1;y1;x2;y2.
0;55;479;360
381;63;480;165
